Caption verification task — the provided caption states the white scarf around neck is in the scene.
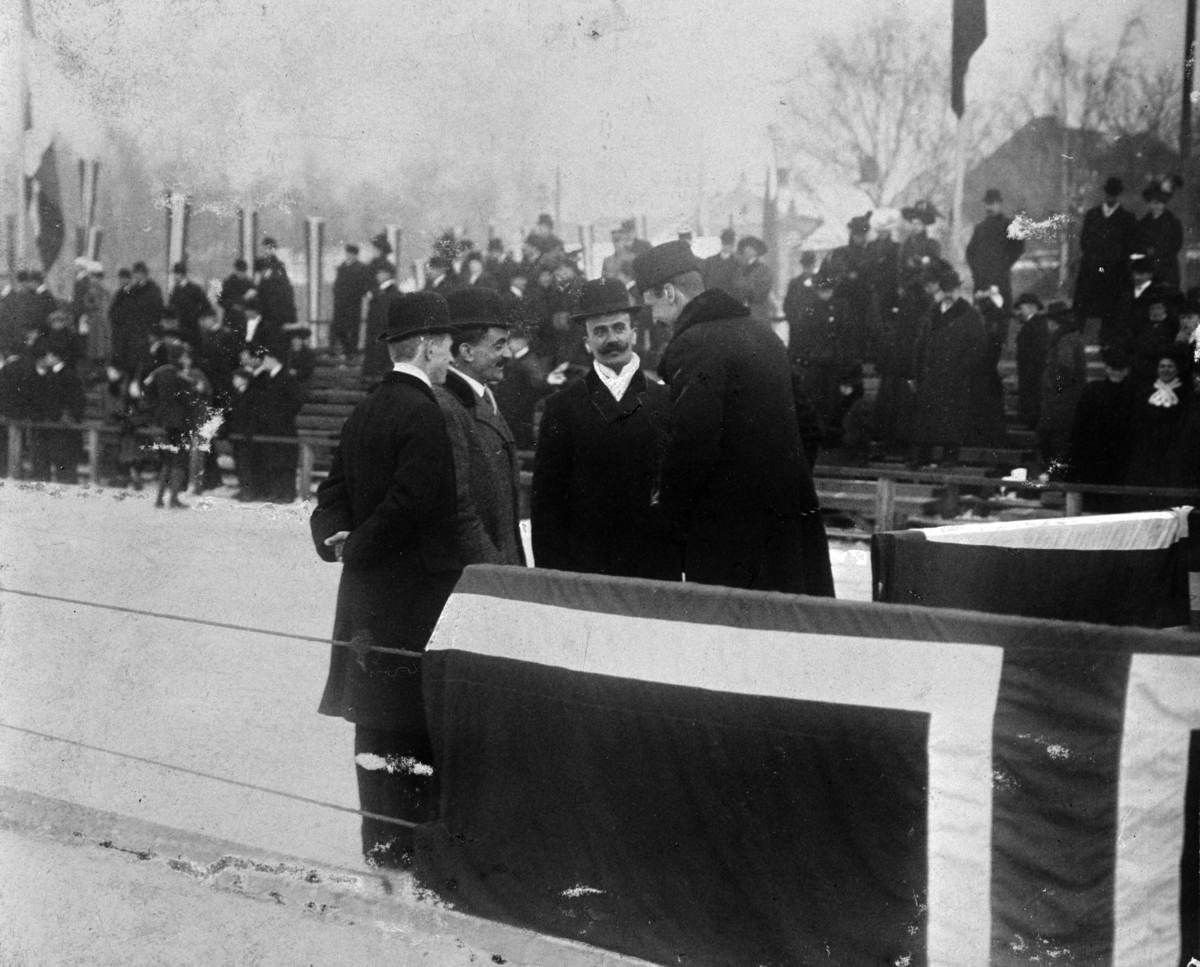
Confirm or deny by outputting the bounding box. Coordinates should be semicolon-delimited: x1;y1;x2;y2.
1149;378;1182;408
594;353;640;402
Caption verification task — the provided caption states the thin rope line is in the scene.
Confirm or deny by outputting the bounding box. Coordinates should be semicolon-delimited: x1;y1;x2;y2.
0;587;423;660
0;720;416;829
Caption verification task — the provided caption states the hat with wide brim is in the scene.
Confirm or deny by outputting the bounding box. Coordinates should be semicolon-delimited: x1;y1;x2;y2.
632;240;702;292
738;235;768;256
378;292;454;342
445;288;512;330
570;278;636;323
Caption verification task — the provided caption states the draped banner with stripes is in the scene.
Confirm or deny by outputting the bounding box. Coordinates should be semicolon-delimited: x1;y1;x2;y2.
416;565;1200;967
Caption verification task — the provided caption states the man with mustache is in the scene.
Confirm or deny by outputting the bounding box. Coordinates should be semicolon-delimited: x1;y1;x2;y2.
531;278;681;581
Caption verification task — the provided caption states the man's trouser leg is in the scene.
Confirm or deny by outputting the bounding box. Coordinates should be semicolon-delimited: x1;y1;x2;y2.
353;726;436;868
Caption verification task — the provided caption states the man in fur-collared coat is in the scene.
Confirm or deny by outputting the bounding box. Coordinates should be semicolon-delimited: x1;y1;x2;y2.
310;291;460;869
531;278;680;581
634;241;834;596
433;288;525;567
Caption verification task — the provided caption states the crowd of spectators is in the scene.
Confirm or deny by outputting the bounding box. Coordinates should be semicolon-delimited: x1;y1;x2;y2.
0;239;311;505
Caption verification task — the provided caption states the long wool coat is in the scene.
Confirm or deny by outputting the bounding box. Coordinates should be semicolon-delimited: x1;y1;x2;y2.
910;298;989;446
1073;204;1138;318
658;288;834;596
311;371;462;734
531;366;680;582
433;368;525;567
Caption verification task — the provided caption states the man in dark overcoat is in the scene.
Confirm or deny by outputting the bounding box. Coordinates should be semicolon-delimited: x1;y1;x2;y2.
331;244;375;360
965;189;1024;308
1073;176;1138;327
310;291;460;868
1137;176;1185;290
433;288;525;567
531;278;680;581
701;228;739;296
244;343;304;502
635;241;834;596
361;262;404;379
113;262;164;375
167;262;215;350
491;330;550;452
909;262;988;467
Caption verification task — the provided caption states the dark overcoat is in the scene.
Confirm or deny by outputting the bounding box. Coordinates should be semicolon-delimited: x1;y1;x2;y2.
1062;376;1137;511
531;367;680;581
965;213;1024;306
730;260;775;323
331;259;374;350
433;368;525;567
167;280;214;348
311;372;462;733
113;280;164;373
701;253;739;296
1137;209;1184;289
361;283;403;379
1073;204;1138;318
492;350;551;451
658;289;834;596
910;298;988;446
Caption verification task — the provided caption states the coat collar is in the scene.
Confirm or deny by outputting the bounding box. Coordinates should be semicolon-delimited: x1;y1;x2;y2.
584;366;648;420
672;287;750;338
381;369;437;402
443;367;479;408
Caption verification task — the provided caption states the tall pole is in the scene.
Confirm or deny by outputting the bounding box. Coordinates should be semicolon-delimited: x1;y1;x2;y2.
554;167;562;230
13;1;29;271
951;117;967;268
1183;0;1197;158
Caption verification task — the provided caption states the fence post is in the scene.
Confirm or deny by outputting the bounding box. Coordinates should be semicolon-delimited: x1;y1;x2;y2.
939;481;961;519
1064;490;1084;517
298;440;315;500
873;476;897;533
86;427;101;484
7;423;22;478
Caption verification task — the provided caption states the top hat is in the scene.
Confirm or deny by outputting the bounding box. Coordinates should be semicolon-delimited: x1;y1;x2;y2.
1103;176;1125;197
632;240;702;292
570;278;635;323
537;213;554;228
445;288;511;330
379;292;454;342
983;188;1003;204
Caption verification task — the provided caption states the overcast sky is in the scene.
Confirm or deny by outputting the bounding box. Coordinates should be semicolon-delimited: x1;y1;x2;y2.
6;0;1188;229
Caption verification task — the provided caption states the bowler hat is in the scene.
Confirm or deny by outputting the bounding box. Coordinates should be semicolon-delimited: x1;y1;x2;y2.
719;227;737;244
445;288;511;330
570;278;634;323
619;218;638;234
371;232;392;254
379;292;453;342
537;213;554;228
262;236;278;248
172;261;187;275
847;212;872;235
632;240;702;292
738;235;768;256
1103;176;1124;196
983;188;1002;204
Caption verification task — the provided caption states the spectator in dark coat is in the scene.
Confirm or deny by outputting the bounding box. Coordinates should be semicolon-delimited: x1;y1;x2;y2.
872;273;931;451
331;245;374;359
1125;351;1191;510
218;259;255;333
898;201;942;286
244;344;304;502
701;228;739;296
1108;251;1159;358
1137;177;1185;290
423;255;461;299
821;213;878;346
309;293;460;867
1035;301;1088;472
0;272;29;358
525;213;564;258
1013;293;1049;430
635;241;834;596
1061;347;1137;512
730;236;775;324
532;278;680;581
362;263;404;379
965;189;1024;308
1073;176;1138;328
492;330;551;452
460;251;500;291
167;262;214;349
23;339;86;482
286;327;317;385
909;262;988;467
112;263;164;374
433;289;524;567
968;288;1012;446
1130;286;1184;384
143;342;210;508
865;212;901;315
28;272;57;333
255;252;297;335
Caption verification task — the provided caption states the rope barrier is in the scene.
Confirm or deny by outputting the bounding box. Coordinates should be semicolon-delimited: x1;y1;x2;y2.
0;587;424;661
0;720;415;829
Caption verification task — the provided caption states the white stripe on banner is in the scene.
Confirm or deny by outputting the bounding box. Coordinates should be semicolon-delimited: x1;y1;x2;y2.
429;594;1005;967
922;509;1190;551
1114;652;1200;967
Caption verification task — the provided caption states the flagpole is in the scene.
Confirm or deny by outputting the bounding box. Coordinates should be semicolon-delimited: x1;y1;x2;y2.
14;2;29;270
952;116;966;268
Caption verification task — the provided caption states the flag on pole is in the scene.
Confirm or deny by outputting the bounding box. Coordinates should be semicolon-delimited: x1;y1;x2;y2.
305;216;325;323
950;0;987;118
25;142;64;272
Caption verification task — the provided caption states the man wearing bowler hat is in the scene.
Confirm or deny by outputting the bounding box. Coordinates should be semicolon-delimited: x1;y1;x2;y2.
310;291;461;869
434;288;525;567
1073;176;1139;327
634;240;834;596
966;189;1024;308
531;278;680;581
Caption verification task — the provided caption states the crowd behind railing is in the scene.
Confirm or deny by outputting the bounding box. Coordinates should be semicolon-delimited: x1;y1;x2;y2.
0;172;1195;517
